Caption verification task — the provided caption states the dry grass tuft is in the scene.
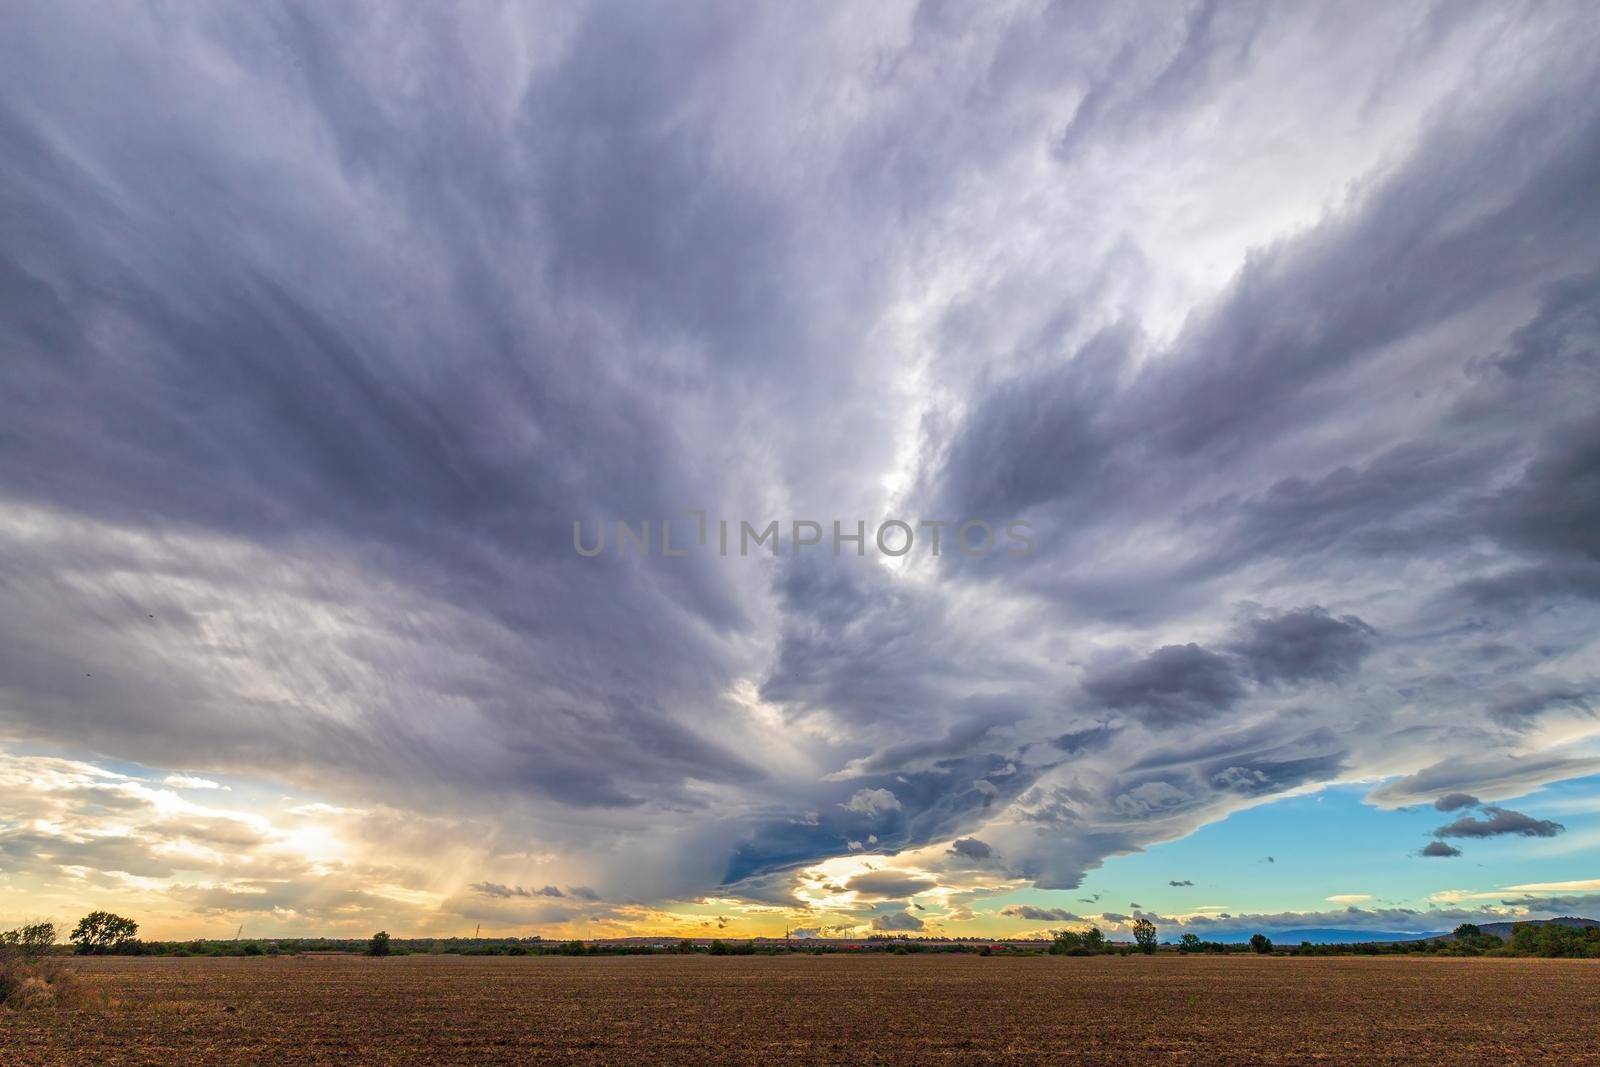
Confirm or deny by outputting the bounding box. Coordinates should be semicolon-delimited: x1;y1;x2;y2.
0;951;104;1011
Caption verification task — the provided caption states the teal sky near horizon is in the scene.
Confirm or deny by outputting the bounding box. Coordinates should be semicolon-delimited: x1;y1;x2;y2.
989;779;1600;934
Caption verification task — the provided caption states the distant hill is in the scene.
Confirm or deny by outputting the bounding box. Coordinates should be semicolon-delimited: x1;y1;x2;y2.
1447;916;1600;941
1269;928;1443;944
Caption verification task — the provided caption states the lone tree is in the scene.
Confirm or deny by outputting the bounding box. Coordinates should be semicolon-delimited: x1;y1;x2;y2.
1179;933;1202;953
1132;918;1158;954
70;911;137;955
1249;933;1273;954
367;931;391;957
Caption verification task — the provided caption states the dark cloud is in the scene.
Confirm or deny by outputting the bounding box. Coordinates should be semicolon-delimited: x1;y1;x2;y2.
845;871;938;900
1228;607;1376;685
1434;807;1565;840
1053;725;1118;755
948;838;994;861
1487;687;1597;727
1082;644;1246;726
1491;421;1600;563
1433;793;1480;813
1501;894;1600;913
467;883;528;902
1420;842;1462;858
1451;562;1600;613
1000;905;1082;922
1168;880;1194;887
469;882;566;899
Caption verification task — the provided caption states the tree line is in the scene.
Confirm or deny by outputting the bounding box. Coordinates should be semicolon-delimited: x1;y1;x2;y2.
7;913;1598;964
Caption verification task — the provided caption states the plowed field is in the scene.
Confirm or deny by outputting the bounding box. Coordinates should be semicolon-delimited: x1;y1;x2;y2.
3;953;1596;1064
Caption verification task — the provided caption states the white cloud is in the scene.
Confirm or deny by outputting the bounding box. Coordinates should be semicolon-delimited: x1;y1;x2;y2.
841;789;902;818
1431;878;1600;903
164;775;229;791
1502;879;1600;894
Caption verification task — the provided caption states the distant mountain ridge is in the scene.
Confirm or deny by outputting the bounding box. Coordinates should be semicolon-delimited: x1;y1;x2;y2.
1253;916;1600;945
1268;928;1442;944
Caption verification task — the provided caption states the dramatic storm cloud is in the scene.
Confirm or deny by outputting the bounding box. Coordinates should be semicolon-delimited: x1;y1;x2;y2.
2;2;1599;937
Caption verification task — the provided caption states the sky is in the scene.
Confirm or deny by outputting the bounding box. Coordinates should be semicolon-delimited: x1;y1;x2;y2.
1;1;1598;942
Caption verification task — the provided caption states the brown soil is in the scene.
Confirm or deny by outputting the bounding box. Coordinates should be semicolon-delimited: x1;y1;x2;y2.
3;953;1596;1064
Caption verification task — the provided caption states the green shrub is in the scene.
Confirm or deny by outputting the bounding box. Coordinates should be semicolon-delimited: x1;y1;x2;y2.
1049;930;1081;955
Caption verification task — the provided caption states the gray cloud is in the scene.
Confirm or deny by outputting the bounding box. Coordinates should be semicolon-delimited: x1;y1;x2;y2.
1082;644;1246;726
1000;906;1082;922
468;882;565;899
1368;756;1600;810
1433;794;1480;813
845;871;937;900
1500;895;1600;913
870;911;925;932
1228;608;1377;685
1420;842;1462;858
948;838;994;861
1434;807;1565;840
1488;687;1598;727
